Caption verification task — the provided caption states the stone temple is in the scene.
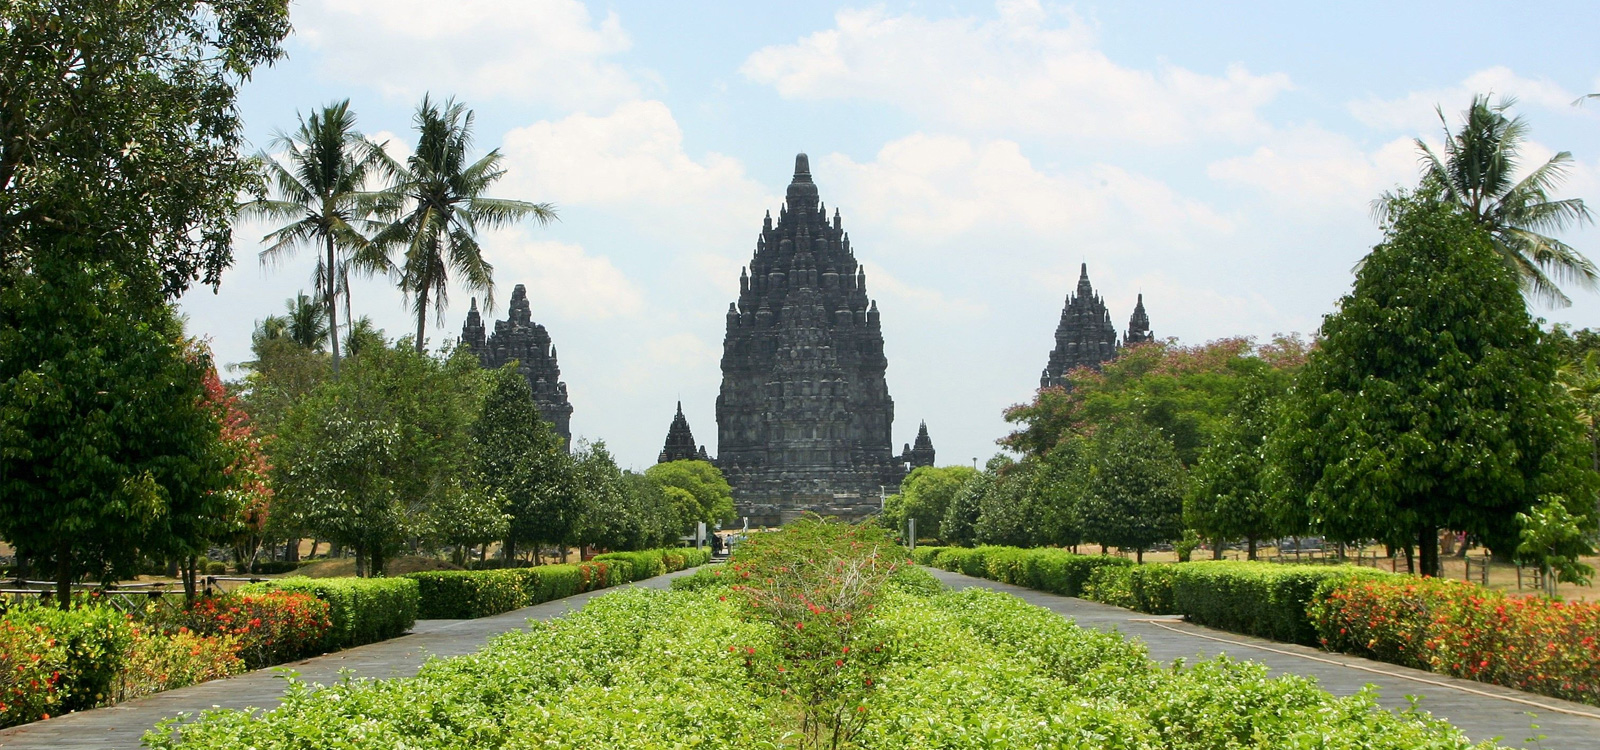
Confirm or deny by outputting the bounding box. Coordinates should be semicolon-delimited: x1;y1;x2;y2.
657;402;711;463
716;154;930;525
461;284;574;448
1039;264;1153;389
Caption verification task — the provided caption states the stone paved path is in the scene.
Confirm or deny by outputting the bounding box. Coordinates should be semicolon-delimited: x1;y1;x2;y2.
0;569;695;749
927;567;1600;749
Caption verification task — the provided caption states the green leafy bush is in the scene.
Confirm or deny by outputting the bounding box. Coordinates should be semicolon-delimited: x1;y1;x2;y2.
668;564;728;592
244;577;417;650
1313;575;1600;706
404;569;526;619
1127;564;1180;615
0;601;131;727
1171;561;1384;645
592;546;710;578
925;545;1132;597
407;547;707;619
1083;565;1137;608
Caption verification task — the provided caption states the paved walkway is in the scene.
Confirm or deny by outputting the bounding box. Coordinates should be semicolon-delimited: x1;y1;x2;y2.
0;569;696;749
927;567;1600;749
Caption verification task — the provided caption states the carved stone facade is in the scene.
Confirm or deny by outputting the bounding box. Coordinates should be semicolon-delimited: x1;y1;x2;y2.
462;284;574;449
1040;264;1154;389
658;402;711;463
716;154;911;526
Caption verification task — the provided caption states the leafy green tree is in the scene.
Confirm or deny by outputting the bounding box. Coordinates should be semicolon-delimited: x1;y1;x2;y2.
884;466;976;542
1029;438;1090;550
1381;95;1596;306
275;405;401;577
1269;194;1597;576
0;263;229;606
570;441;640;553
644;460;735;534
342;316;387;358
1078;421;1186;562
0;0;291;299
974;458;1042;548
470;365;567;561
422;482;508;567
620;471;679;551
1185;367;1293;559
378;96;556;352
248;100;390;371
940;461;996;547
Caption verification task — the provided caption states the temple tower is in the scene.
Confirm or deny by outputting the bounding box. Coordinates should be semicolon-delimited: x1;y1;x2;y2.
658;402;710;463
717;154;909;525
900;421;936;469
1040;264;1152;389
462;285;574;448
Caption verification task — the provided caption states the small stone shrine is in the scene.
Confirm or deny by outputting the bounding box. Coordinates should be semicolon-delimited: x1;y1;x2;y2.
657;402;711;463
461;284;574;448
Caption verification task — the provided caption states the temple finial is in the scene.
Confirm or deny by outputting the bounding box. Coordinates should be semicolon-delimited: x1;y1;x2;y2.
795;153;810;177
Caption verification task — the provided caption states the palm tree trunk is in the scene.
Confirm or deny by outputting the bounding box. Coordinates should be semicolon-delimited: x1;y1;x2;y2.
414;286;428;353
326;234;342;372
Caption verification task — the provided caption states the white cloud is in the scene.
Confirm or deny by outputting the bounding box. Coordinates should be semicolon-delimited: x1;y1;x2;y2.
1348;66;1590;133
1208;127;1419;209
862;262;988;320
822;133;1232;244
741;0;1291;144
500;101;770;210
295;0;637;108
476;230;644;320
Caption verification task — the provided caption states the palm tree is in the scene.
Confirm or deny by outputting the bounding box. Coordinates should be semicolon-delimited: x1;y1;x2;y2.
378;95;556;353
246;100;391;371
1383;94;1595;306
283;292;331;350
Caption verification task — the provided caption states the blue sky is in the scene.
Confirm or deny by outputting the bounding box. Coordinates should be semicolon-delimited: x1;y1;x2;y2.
179;0;1600;471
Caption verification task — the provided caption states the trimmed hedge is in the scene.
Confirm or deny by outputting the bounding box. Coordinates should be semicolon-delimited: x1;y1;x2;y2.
1171;561;1385;646
0;602;131;726
592;547;711;579
406;547;709;619
244;577;418;650
922;546;1132;598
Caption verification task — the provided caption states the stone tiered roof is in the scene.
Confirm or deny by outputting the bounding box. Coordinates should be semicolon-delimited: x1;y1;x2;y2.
461;285;573;448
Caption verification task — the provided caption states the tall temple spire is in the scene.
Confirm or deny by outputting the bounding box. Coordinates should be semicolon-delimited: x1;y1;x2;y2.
718;153;902;525
900;421;936;469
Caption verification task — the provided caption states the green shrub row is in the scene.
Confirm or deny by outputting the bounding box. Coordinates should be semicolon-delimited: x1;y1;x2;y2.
243;577;418;650
1169;561;1386;645
918;545;1132;598
405;547;707;619
592;547;710;578
0;602;130;725
148;585;1487;748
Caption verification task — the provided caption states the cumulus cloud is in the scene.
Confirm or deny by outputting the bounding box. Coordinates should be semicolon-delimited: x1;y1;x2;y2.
741;0;1291;144
822;133;1232;245
1348;67;1591;133
499;101;770;210
1208;127;1420;209
295;0;637;108
475;230;644;320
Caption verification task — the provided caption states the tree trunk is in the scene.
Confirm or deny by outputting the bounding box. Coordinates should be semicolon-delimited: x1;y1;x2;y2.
286;536;301;563
369;548;384;577
55;543;72;610
1418;525;1439;577
1135;548;1144;564
414;287;428;354
562;545;571;564
1403;543;1415;574
1247;537;1258;561
1211;536;1224;560
354;542;367;578
326;234;342;373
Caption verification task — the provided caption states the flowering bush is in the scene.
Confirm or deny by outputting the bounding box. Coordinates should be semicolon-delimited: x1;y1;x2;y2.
117;625;244;701
243;577;414;650
1312;576;1600;706
176;592;331;669
0;601;130;728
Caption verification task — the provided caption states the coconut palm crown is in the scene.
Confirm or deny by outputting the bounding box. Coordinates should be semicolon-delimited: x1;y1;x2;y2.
1387;94;1595;307
246;100;390;371
377;95;556;353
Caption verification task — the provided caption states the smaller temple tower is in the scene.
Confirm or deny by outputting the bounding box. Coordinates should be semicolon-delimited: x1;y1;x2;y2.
1125;294;1153;345
899;421;936;470
1040;264;1153;389
462;284;574;448
658;402;711;463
